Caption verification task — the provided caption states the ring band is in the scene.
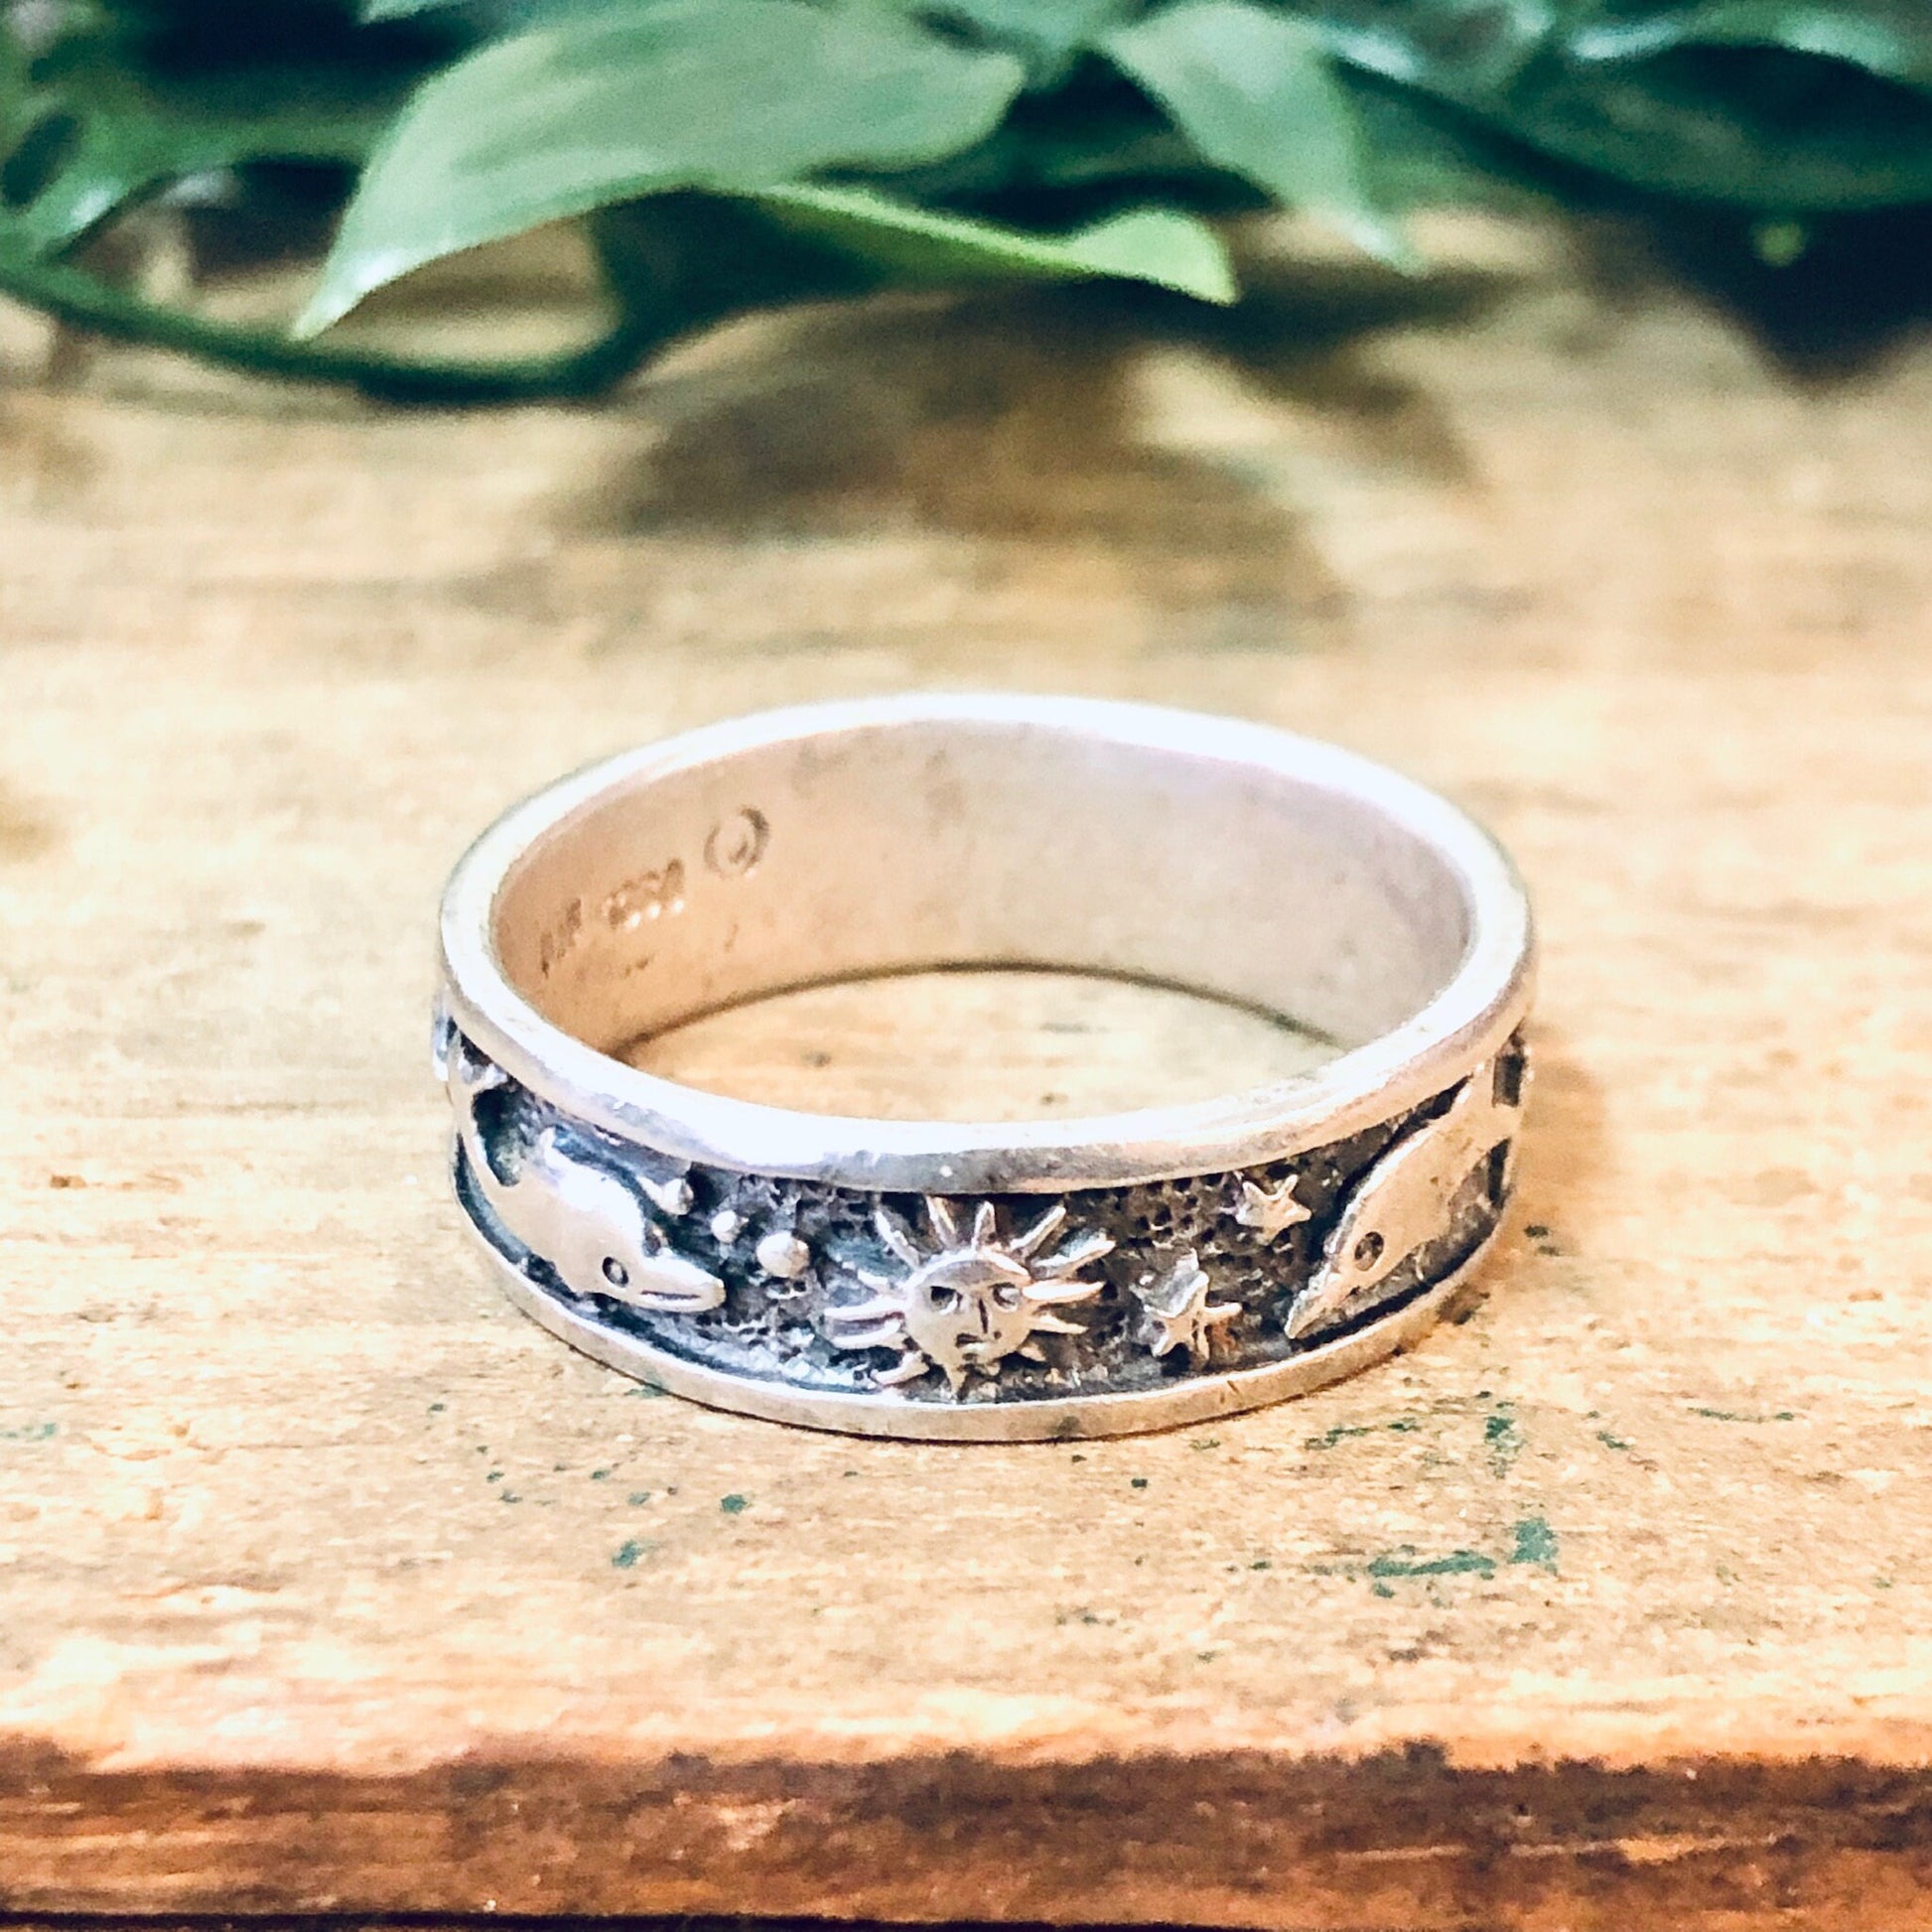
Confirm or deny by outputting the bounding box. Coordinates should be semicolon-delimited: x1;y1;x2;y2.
435;695;1535;1442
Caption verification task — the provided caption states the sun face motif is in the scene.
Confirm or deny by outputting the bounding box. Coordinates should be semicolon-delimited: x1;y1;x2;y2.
826;1197;1114;1391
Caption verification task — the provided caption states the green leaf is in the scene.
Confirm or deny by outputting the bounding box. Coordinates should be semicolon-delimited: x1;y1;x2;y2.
0;10;679;402
1497;44;1932;207
1338;69;1562;215
753;182;1237;300
299;0;1026;334
0;42;409;260
1311;0;1932;210
1570;3;1932;91
1311;1;1557;98
1102;0;1410;264
908;0;1138;81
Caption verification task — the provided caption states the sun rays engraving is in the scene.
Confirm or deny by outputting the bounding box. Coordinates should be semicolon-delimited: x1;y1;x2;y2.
825;1197;1114;1391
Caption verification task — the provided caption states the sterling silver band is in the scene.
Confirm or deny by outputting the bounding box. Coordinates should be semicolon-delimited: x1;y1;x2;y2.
436;695;1535;1442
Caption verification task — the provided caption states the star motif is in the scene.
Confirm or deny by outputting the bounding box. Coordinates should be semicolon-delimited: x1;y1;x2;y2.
1133;1250;1241;1365
1235;1174;1311;1239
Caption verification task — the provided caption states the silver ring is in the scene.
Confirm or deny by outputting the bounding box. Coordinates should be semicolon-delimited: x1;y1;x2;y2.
436;695;1535;1442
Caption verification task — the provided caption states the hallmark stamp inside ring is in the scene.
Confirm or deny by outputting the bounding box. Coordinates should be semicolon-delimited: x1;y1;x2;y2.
436;696;1535;1441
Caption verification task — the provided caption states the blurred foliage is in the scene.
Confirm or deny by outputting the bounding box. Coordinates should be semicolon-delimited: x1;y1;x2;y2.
5;0;1932;395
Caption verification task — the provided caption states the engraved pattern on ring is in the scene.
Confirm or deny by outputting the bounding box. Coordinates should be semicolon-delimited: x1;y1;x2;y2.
440;1008;1529;1411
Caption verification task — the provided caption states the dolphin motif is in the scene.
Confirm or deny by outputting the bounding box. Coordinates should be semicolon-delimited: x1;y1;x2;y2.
448;1040;724;1316
1284;1058;1521;1340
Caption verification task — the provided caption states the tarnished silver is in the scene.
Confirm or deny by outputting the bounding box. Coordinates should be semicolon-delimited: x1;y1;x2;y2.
447;1035;724;1316
436;694;1535;1441
1286;1054;1523;1340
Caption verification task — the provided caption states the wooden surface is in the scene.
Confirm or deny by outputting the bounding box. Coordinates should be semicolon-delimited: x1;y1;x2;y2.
4;220;1932;1930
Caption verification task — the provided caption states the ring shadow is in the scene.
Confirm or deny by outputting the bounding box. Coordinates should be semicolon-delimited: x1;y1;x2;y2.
1468;1019;1606;1330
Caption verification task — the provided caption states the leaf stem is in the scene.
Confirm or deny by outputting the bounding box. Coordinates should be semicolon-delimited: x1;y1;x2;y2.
0;217;677;402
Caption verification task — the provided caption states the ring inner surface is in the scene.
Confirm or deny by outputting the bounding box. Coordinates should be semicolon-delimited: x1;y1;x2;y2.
490;719;1473;1083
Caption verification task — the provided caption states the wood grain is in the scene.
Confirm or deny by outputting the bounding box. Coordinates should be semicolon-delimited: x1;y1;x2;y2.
625;969;1335;1119
3;222;1932;1928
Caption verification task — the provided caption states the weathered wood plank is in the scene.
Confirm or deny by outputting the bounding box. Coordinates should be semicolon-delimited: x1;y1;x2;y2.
3;230;1932;1927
